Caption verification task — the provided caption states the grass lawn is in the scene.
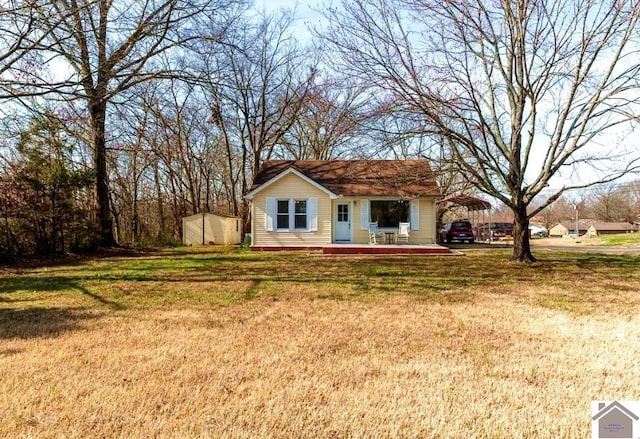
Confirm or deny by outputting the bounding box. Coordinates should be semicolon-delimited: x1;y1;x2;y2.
531;231;640;248
598;232;640;246
1;247;639;438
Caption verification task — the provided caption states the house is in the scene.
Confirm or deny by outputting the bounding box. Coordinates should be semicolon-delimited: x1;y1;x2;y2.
548;223;569;237
182;212;242;246
548;220;592;237
245;160;442;250
592;401;638;439
586;222;638;236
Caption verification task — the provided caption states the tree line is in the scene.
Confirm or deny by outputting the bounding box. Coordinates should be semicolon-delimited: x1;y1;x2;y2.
2;0;640;262
470;181;639;231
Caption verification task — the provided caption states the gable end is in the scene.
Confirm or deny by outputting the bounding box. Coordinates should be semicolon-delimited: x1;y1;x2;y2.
245;167;338;200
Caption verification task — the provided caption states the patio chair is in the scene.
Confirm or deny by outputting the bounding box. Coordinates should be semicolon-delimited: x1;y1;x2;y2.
369;222;383;244
397;222;410;244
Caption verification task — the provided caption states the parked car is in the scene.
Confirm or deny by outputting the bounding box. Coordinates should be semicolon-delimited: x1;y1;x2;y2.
489;222;514;240
440;220;475;243
529;225;548;238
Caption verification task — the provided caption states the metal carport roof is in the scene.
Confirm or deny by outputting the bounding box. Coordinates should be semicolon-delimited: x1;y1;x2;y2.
436;194;491;211
436;194;493;242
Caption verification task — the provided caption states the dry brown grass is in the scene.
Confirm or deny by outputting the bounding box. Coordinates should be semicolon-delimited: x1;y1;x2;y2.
1;248;639;438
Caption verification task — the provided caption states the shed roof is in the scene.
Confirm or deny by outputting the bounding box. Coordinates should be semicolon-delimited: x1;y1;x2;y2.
249;160;441;198
183;212;240;221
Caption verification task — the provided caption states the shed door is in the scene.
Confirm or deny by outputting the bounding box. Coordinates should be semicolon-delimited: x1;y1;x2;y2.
335;203;351;242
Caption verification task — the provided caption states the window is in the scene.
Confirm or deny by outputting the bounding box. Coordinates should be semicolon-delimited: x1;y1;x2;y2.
266;197;318;232
370;200;409;228
294;200;307;229
277;200;289;229
338;204;348;222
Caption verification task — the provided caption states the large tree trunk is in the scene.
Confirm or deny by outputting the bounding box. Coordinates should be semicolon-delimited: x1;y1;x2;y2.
91;100;116;247
512;203;535;262
153;161;166;244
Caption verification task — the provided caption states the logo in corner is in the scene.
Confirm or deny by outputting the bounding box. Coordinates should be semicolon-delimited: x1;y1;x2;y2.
592;401;640;439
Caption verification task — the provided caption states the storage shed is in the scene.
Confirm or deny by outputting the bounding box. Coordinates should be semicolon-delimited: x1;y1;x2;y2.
182;213;242;246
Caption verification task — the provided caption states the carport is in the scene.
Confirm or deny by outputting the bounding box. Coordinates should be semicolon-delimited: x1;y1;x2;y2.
436;194;492;242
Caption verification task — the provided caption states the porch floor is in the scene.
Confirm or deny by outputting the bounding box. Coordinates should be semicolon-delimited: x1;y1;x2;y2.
321;243;452;255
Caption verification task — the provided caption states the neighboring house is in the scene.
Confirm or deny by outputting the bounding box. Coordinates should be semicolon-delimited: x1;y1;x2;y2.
586;222;638;236
549;220;592;237
182;212;242;246
245;160;442;249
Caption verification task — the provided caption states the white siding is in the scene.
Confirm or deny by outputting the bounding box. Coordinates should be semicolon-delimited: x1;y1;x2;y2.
407;199;436;244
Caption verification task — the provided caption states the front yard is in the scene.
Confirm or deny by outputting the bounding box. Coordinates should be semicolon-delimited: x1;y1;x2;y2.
1;248;639;438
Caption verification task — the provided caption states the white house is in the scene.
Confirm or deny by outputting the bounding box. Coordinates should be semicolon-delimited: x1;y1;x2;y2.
245;160;442;250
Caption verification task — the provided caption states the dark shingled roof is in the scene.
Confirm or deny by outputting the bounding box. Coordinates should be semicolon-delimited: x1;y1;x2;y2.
250;160;441;197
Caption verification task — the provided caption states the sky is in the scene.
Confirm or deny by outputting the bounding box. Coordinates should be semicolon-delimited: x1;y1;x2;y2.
252;0;326;39
251;1;640;191
254;0;322;14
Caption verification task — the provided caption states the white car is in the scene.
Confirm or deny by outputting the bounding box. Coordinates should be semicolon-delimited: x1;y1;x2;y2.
529;225;548;238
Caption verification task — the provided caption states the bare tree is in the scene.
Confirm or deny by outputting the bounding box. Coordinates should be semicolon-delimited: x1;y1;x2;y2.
590;184;636;222
201;8;317;222
278;78;370;160
29;0;240;246
321;0;640;261
621;180;640;223
0;1;51;96
534;196;576;230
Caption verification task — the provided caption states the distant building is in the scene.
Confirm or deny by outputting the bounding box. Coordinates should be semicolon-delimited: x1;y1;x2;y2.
586;222;638;236
550;219;638;237
548;220;592;237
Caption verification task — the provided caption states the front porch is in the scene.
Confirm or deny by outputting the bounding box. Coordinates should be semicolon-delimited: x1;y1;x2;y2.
322;243;452;255
252;243;453;255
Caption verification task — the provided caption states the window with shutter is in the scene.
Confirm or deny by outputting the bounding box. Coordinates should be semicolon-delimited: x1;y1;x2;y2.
267;197;318;232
